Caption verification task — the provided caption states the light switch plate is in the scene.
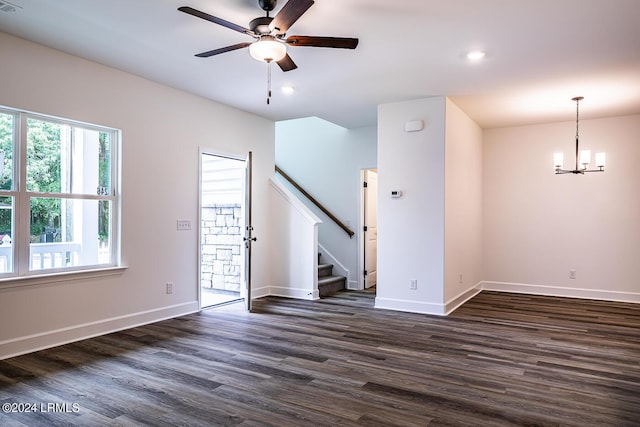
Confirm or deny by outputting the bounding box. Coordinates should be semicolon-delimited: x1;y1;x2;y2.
177;220;191;231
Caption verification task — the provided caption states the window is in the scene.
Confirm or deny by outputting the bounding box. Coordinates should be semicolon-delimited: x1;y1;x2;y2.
0;107;120;277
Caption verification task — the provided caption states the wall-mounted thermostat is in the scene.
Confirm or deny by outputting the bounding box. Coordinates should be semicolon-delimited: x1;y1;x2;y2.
391;190;403;199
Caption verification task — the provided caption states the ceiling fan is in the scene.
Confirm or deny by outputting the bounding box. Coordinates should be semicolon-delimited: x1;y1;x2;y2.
178;0;359;72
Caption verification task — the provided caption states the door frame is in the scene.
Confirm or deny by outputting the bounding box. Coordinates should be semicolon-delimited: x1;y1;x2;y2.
197;147;250;310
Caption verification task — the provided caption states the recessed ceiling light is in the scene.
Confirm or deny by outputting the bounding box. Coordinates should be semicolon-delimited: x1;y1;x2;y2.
281;85;295;95
466;50;486;61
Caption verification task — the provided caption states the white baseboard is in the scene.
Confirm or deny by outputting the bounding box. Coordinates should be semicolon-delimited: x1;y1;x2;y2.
373;284;482;316
11;281;632;360
374;296;446;316
346;280;359;290
0;301;199;360
445;284;482;314
250;285;272;299
372;281;639;317
481;281;640;304
255;286;318;300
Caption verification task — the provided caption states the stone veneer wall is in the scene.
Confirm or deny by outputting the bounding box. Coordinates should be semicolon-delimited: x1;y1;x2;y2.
201;204;243;292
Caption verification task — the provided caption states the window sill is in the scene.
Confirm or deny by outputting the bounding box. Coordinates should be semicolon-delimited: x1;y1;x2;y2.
0;266;128;290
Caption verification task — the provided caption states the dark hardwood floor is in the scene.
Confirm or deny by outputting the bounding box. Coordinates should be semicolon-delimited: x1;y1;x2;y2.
1;290;639;426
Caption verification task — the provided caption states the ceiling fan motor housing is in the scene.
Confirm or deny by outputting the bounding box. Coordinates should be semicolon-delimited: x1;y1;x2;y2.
250;16;274;35
259;0;277;12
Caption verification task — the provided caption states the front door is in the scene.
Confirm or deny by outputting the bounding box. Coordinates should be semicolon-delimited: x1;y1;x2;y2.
199;152;251;309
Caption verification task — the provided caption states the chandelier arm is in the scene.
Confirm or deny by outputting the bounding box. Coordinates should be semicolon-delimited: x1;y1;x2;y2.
555;169;583;175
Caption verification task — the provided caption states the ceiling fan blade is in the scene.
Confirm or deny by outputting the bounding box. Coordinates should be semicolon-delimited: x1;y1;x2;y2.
269;0;314;34
195;42;252;57
276;53;298;72
178;6;252;35
286;35;359;49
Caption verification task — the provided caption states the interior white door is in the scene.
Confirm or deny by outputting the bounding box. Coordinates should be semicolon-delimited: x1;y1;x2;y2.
243;151;255;312
364;170;378;288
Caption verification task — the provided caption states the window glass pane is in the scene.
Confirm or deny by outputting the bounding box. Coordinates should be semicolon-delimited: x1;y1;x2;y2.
98;200;110;246
26;118;63;193
0;196;14;273
0;113;14;191
98;132;111;195
29;197;112;270
27;118;111;195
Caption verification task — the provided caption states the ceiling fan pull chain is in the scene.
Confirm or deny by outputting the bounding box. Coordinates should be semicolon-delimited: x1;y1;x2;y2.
267;60;272;105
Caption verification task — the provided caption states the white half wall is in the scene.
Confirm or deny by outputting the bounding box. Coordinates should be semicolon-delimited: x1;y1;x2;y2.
265;178;322;300
483;114;640;300
0;32;275;359
444;99;483;305
376;97;447;314
275;117;377;288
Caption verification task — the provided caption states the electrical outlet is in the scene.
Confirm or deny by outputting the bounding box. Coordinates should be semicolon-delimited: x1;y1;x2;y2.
177;220;191;231
459;273;463;284
410;279;417;290
569;270;576;279
166;282;173;294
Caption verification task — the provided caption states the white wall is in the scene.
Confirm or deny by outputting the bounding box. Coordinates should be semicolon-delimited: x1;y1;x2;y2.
0;32;275;358
483;114;640;302
444;99;483;310
376;97;447;314
275;117;377;288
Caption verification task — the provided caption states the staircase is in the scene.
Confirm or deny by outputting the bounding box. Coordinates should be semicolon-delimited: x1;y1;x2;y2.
318;255;346;297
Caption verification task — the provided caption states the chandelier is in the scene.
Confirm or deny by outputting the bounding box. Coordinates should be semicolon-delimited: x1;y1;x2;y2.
554;96;605;174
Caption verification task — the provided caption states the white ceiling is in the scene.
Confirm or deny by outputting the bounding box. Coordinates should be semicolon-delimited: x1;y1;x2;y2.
1;0;639;129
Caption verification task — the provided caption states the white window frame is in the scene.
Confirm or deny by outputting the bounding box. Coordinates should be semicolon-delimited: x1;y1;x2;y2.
0;106;121;283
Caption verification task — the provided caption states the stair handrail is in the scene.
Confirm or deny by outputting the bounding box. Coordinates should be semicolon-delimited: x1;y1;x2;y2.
275;165;355;238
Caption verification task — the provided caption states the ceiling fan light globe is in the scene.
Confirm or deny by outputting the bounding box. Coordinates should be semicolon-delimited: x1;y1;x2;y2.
249;39;287;62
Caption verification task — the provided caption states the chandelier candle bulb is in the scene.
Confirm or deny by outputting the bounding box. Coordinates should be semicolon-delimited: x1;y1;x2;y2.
579;150;591;168
595;152;606;168
554;153;564;169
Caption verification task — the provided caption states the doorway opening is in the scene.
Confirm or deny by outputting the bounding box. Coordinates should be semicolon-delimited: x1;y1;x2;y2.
199;152;247;309
360;168;378;291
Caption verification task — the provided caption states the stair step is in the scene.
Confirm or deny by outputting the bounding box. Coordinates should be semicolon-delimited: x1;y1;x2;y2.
318;275;346;297
318;263;334;278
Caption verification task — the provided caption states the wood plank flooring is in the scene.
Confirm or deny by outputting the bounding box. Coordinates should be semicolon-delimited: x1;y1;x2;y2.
1;290;639;426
